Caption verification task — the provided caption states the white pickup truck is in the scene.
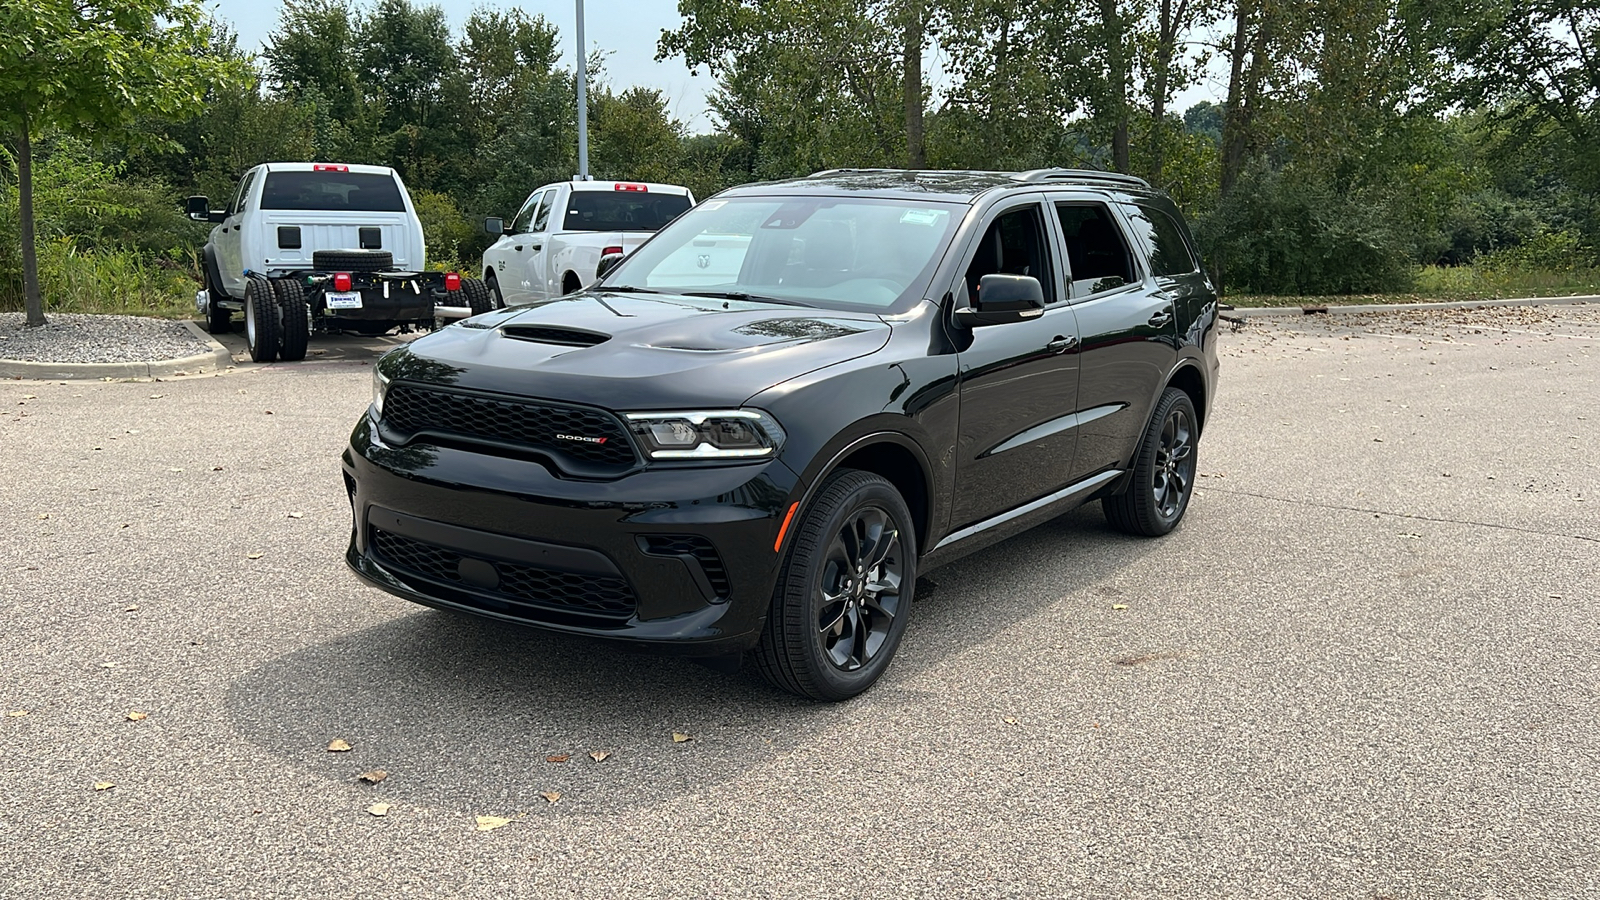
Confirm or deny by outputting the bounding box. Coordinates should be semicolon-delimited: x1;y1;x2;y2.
187;162;489;362
480;179;694;305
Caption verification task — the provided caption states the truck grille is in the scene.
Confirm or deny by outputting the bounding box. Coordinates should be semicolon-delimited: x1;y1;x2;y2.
381;384;637;473
371;528;636;619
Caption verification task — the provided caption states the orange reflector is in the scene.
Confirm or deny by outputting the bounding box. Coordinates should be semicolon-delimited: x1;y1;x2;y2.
774;502;799;553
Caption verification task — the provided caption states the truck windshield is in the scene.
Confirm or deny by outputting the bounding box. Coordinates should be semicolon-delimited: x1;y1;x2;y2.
564;191;692;231
601;195;963;311
260;172;407;212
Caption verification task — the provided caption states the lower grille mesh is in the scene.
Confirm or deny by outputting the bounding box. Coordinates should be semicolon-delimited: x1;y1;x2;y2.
641;534;731;599
371;528;636;618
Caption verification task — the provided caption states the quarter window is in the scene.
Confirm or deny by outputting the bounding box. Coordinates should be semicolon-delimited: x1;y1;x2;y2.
1123;203;1199;276
1056;203;1137;299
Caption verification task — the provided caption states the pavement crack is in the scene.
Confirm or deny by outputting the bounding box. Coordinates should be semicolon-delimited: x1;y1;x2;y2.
1205;487;1600;544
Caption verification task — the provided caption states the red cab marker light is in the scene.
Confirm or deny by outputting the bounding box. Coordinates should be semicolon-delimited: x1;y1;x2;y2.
773;502;799;553
602;246;624;257
333;272;352;292
614;182;648;192
312;164;350;172
444;272;462;291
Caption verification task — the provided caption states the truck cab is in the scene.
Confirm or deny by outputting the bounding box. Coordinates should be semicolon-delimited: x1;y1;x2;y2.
482;180;694;306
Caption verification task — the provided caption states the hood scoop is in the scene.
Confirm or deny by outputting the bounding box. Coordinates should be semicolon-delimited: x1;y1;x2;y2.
501;324;610;348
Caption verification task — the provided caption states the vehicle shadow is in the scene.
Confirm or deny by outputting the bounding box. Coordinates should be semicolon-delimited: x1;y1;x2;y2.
224;505;1143;816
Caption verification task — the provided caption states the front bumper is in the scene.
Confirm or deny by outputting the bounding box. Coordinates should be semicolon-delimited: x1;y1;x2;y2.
341;414;801;656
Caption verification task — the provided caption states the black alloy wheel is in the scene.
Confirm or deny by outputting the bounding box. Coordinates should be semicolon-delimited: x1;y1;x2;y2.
756;470;916;701
244;276;279;363
1103;386;1198;536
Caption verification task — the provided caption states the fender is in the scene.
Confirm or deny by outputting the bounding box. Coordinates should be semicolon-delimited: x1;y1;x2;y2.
202;245;232;301
1107;358;1210;495
782;426;938;554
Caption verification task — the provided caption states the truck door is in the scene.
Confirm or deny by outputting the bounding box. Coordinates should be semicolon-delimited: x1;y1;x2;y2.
216;168;259;299
522;187;559;301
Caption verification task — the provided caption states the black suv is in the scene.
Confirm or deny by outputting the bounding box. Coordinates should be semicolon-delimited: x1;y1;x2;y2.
342;169;1220;700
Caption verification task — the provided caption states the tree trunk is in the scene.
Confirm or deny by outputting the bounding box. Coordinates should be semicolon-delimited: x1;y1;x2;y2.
903;0;925;169
1219;0;1253;199
1100;0;1131;173
1149;0;1178;184
18;110;46;328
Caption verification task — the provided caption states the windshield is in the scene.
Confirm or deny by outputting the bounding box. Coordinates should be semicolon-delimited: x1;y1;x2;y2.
565;191;692;231
260;171;406;212
601;195;962;311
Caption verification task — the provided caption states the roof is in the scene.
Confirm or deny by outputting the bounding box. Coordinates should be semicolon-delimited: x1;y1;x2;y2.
718;168;1158;204
261;162;397;177
566;179;692;195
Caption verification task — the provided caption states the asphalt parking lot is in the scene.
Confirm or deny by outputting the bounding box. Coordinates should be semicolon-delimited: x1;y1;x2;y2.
2;304;1596;898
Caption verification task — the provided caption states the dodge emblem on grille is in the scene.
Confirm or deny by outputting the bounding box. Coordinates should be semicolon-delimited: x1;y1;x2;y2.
556;434;609;444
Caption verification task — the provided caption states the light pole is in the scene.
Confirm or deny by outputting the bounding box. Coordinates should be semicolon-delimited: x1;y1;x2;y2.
575;0;590;180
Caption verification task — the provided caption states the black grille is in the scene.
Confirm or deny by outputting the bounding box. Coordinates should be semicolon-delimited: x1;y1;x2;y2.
381;384;636;471
641;534;731;599
371;528;636;618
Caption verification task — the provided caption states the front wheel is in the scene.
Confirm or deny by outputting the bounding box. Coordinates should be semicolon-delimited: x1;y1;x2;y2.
755;470;917;701
1103;387;1199;536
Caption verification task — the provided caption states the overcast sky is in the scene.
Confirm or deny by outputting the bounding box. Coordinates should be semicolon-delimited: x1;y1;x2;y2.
207;0;722;131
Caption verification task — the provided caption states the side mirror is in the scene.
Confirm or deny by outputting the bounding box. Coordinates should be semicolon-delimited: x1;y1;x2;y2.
953;273;1046;327
484;216;507;235
186;196;224;223
596;251;625;280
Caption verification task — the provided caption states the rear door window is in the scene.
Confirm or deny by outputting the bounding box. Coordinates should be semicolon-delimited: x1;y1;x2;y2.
1056;203;1138;299
228;169;258;216
259;171;406;212
510;191;543;234
565;191;693;232
531;191;557;232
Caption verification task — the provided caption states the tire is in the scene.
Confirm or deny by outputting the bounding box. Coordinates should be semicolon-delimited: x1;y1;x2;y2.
244;276;279;363
461;277;493;315
202;254;232;334
1103;387;1199;537
485;275;505;309
562;272;582;295
273;278;310;361
755;470;917;701
311;250;394;272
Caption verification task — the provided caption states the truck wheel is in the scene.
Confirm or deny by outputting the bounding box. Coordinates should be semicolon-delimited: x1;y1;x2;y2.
562;272;582;295
311;250;394;272
207;303;233;335
461;278;493;315
485;275;505;309
755;470;917;701
273;279;310;361
244;276;280;363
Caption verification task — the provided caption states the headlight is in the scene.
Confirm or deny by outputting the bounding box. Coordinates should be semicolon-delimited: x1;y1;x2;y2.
371;366;391;417
623;409;786;460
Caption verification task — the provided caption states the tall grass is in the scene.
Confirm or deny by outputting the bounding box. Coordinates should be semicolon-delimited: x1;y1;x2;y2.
0;239;198;318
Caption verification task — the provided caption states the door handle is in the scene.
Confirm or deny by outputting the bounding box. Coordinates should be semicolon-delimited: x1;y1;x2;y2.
513;245;522;252
1047;335;1078;353
1148;308;1174;328
529;243;542;252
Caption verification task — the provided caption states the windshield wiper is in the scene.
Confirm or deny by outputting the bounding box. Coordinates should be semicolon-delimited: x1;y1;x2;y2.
603;285;662;294
682;290;815;308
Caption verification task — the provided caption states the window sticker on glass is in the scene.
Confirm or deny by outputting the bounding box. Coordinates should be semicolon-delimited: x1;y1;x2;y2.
699;200;728;211
900;209;947;226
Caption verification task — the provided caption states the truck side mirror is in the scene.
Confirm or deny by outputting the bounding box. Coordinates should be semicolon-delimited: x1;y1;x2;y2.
953;273;1046;327
484;216;507;235
186;196;215;222
596;252;625;280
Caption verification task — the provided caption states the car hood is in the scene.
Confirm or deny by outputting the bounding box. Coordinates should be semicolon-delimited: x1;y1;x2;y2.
382;291;892;410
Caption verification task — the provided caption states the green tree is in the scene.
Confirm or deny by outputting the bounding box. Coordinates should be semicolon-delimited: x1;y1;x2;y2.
0;0;240;326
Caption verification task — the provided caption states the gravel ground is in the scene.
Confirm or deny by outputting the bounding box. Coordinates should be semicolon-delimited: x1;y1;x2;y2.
1;305;1595;898
0;313;211;363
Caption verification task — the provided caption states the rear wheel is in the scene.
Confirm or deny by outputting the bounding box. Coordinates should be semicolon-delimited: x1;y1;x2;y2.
562;272;582;295
244;277;279;363
461;277;493;315
273;279;310;361
1103;387;1198;536
755;470;916;701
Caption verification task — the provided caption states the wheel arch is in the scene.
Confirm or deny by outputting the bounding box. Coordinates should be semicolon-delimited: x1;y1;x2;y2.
1164;361;1209;435
795;432;934;556
562;270;582;294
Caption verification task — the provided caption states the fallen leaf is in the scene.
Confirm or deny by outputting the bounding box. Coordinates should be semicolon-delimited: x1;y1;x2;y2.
37;514;48;520
1112;604;1128;610
124;605;138;612
246;552;263;560
671;732;692;743
475;815;512;832
546;754;570;763
126;711;147;721
94;782;115;791
358;770;388;784
1002;716;1019;725
368;803;391;817
99;662;116;669
540;792;561;803
5;710;28;717
148;394;164;400
168;467;183;473
327;739;352;752
286;512;304;519
21;394;35;400
211;466;223;472
588;751;610;762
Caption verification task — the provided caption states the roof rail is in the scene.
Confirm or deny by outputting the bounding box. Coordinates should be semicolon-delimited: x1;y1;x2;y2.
807;168;906;178
1012;168;1151;188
